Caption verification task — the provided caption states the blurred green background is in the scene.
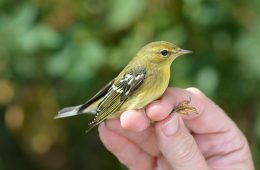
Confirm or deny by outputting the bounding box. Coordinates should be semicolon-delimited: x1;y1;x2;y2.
1;0;260;169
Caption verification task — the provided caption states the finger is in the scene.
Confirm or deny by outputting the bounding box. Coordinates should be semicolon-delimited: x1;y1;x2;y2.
146;99;173;121
155;114;209;170
146;87;199;122
120;109;150;132
156;157;173;170
179;88;254;168
105;118;160;157
98;123;155;170
192;130;244;159
147;87;233;134
184;87;233;134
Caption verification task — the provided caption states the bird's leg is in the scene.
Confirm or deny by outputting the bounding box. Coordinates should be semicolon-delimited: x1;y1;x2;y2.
172;97;198;115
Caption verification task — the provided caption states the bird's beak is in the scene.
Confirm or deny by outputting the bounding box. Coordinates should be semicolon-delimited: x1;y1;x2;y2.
179;49;192;55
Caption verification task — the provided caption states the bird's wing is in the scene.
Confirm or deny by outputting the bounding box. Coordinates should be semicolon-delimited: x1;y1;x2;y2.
77;79;115;113
86;66;147;132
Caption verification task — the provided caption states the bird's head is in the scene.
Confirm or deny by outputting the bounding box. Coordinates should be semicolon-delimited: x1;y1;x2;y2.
136;41;192;65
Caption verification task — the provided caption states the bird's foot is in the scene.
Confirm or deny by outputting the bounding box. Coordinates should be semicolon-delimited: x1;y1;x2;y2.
173;97;198;115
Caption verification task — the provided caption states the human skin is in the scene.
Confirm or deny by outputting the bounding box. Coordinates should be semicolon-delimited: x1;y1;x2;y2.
98;87;254;170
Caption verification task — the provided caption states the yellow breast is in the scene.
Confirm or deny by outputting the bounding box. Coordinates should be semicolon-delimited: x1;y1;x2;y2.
121;66;170;111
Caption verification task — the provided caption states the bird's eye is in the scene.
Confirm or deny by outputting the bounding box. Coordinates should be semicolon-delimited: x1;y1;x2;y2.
160;50;169;56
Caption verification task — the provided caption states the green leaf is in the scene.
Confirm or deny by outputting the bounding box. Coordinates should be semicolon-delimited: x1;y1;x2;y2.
66;40;106;83
17;25;61;53
106;0;146;31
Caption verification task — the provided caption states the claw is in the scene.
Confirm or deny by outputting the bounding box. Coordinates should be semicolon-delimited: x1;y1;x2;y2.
172;98;198;116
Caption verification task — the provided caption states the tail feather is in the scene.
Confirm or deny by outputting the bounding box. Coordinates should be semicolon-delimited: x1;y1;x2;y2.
54;105;81;119
54;105;97;119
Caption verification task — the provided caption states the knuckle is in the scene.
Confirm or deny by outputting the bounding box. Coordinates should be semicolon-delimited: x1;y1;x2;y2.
186;87;204;97
186;87;200;92
186;87;203;96
184;87;207;114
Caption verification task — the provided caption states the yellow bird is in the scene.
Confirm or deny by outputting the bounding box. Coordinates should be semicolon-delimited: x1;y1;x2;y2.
55;41;194;132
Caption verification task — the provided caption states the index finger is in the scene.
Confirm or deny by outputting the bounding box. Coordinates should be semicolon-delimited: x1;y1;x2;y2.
146;87;234;134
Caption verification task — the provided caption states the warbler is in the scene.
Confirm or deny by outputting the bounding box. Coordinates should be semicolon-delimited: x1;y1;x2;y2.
55;41;194;132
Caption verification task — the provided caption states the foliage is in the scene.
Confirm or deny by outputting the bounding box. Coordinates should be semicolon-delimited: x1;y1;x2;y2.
0;0;260;169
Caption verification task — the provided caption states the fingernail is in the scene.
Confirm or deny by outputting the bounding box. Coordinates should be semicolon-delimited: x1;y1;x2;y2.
162;114;179;136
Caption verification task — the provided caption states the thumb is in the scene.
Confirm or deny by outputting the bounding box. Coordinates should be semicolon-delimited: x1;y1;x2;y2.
155;114;209;170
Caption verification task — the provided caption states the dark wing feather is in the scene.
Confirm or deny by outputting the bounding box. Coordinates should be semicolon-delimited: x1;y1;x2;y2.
86;67;147;131
78;79;115;113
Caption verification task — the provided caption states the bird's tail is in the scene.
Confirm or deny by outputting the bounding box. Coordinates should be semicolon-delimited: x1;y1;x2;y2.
54;105;97;119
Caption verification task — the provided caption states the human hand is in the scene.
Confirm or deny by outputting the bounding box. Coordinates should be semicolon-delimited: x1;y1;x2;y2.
98;87;254;170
